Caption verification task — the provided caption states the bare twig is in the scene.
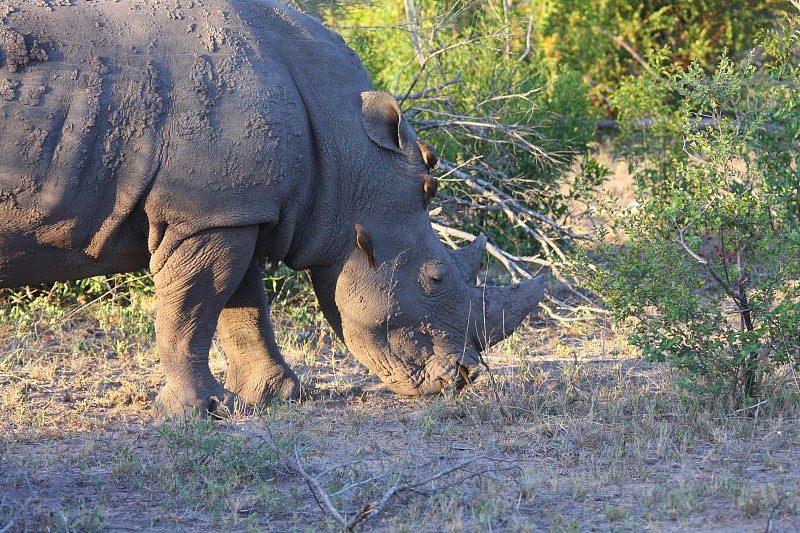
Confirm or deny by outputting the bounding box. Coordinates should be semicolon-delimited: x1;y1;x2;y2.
431;223;541;279
431;222;606;322
0;496;36;533
439;161;591;245
476;347;513;422
241;428;348;525
242;427;488;531
671;224;741;304
328;471;394;498
398;76;462;102
516;14;535;65
602;30;657;76
765;493;786;532
403;0;424;66
731;399;768;414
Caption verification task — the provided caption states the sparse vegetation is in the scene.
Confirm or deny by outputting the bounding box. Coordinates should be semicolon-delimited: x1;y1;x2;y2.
2;287;799;529
577;14;800;400
3;1;800;531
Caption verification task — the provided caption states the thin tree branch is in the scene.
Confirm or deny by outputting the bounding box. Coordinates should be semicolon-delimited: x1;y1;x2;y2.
0;496;36;533
602;30;657;76
671;225;741;304
398;76;462;102
241;428;347;525
403;0;425;66
242;427;488;531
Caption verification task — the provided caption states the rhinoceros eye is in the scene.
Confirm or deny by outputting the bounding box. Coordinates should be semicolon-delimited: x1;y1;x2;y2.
419;261;447;293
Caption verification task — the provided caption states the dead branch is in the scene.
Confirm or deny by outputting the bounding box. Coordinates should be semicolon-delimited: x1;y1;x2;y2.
403;0;425;66
0;496;36;533
601;30;657;76
242;427;488;531
242;428;349;525
431;222;540;279
516;13;535;65
671;224;741;304
398;76;462;102
438;161;591;248
432;221;608;324
477;333;514;423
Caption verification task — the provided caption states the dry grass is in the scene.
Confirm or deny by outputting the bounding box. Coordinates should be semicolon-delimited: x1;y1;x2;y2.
3;157;799;531
1;289;799;532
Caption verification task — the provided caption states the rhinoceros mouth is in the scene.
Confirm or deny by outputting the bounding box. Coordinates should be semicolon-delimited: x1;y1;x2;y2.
347;323;484;395
372;343;481;396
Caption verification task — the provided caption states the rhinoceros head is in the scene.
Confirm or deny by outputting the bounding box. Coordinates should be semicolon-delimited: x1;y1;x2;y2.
308;92;545;395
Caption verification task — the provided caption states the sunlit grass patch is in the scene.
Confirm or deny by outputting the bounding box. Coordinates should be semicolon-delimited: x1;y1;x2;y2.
1;278;799;531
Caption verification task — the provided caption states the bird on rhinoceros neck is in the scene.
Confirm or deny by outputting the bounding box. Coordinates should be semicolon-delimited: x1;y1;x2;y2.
416;140;438;170
421;173;438;209
458;364;473;385
352;222;375;269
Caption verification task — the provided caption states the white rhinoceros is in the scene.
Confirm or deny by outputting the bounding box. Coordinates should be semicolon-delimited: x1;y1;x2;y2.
0;0;544;416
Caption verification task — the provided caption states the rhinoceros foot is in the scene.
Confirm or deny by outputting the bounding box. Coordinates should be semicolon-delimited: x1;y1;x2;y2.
154;379;243;419
225;363;300;406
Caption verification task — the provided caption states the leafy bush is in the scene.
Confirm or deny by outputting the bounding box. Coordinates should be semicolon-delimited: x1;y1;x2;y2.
0;272;155;327
576;15;800;399
535;0;791;111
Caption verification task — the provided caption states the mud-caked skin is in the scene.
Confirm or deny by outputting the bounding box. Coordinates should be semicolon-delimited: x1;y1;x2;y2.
0;0;545;417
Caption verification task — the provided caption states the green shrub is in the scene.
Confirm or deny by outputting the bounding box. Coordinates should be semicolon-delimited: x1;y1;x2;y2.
576;15;800;399
535;0;791;110
0;272;155;326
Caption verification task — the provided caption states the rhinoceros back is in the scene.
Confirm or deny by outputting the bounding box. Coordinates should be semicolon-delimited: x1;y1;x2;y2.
0;0;371;286
0;2;173;285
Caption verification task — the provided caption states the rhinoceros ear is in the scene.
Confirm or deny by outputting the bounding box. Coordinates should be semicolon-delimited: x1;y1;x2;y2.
361;91;414;153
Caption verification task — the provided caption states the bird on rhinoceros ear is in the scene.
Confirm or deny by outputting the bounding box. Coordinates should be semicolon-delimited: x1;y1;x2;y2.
416;140;438;170
421;173;438;209
352;222;375;269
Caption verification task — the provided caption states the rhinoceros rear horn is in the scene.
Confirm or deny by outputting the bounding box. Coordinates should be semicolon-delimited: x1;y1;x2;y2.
361;91;415;153
449;235;486;284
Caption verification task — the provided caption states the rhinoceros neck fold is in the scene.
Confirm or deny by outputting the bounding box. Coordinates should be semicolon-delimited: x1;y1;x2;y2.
309;263;346;342
255;2;375;271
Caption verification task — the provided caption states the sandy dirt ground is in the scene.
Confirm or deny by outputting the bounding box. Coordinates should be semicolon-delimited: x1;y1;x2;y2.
2;311;798;532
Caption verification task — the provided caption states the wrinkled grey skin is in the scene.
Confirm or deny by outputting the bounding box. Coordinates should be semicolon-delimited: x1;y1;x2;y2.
0;0;544;416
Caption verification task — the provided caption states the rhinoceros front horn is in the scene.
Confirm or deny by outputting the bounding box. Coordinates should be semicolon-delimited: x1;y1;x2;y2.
471;275;546;350
449;235;486;284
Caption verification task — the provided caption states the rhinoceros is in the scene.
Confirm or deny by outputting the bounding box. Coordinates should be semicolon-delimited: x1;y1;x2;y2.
0;0;544;416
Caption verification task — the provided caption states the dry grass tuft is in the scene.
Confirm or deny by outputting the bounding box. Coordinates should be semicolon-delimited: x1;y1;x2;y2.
2;291;799;531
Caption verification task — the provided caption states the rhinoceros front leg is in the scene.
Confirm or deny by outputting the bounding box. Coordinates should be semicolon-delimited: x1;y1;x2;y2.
217;260;300;405
153;226;259;418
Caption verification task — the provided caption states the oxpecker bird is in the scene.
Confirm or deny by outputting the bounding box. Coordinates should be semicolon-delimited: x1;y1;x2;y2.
416;140;438;170
458;365;473;385
352;222;375;269
421;173;438;209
